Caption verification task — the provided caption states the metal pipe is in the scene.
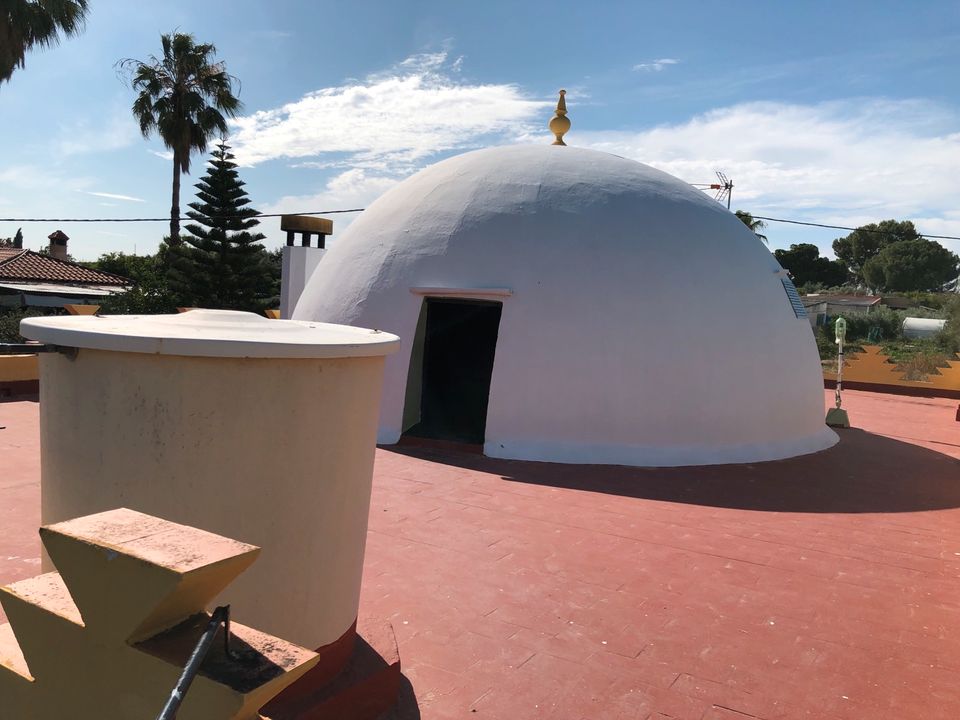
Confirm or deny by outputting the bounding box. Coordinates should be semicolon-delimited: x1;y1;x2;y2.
155;606;232;720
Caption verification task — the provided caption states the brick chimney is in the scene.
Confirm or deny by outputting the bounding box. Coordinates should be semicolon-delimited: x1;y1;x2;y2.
47;230;69;261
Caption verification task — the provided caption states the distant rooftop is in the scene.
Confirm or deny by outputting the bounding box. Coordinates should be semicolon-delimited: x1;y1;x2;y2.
801;293;882;308
0;249;128;287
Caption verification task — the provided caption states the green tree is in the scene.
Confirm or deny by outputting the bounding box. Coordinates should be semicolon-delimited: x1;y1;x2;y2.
734;210;767;243
1;0;88;85
119;32;241;245
832;219;921;283
89;250;177;314
166;142;274;311
937;295;960;355
861;239;959;292
0;307;43;342
774;243;848;288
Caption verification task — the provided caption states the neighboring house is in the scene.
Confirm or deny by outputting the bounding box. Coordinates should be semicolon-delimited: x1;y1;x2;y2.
0;231;129;308
800;294;882;327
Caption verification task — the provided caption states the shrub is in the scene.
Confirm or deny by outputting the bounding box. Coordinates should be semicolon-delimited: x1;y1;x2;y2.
840;306;904;342
0;307;44;343
935;295;960;355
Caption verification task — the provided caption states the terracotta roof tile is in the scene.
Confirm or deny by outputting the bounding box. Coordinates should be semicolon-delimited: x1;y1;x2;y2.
0;249;129;286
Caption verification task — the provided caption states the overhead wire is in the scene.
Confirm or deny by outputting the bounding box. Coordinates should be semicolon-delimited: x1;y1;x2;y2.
1;209;958;241
751;216;960;242
0;209;365;223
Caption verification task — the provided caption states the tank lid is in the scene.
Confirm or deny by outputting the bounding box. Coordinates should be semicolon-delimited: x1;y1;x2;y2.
20;309;400;359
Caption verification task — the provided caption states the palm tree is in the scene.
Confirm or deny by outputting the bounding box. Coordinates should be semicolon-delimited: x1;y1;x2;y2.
1;0;89;85
735;210;768;243
119;32;241;245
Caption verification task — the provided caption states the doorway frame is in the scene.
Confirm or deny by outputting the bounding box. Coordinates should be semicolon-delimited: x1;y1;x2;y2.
401;287;512;437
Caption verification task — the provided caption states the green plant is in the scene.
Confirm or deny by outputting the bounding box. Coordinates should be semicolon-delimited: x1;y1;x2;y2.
935;295;960;355
1;0;89;84
838;306;904;342
0;307;43;343
166;142;274;312
119;32;241;245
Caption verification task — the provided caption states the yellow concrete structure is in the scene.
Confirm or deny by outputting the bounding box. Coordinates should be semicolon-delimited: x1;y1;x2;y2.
280;215;334;236
823;345;960;393
549;89;570;145
22;310;399;652
64;304;100;315
0;508;321;720
0;353;38;382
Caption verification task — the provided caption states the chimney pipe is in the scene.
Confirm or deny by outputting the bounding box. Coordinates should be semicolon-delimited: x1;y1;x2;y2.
48;230;69;261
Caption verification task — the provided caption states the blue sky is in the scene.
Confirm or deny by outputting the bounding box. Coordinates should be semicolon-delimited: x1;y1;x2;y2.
1;0;958;260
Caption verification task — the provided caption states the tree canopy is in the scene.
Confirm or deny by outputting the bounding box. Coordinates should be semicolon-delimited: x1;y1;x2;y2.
119;32;241;245
165;142;275;311
89;251;178;314
773;243;848;288
0;228;23;247
831;219;921;284
1;0;88;85
861;239;959;292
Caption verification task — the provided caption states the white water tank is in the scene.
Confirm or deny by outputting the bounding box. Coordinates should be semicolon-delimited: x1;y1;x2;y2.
902;317;946;339
21;310;399;651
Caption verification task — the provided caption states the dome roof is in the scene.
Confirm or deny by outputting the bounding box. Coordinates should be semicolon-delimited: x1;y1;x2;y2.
294;144;836;466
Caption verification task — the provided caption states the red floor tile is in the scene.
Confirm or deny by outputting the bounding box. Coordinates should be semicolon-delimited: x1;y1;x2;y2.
3;390;960;719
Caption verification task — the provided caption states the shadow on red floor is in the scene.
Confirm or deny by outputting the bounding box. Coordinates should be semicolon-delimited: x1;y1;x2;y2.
387;428;960;514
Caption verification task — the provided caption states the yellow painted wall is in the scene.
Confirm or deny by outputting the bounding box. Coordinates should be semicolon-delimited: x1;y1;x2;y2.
824;345;960;393
0;354;38;382
0;508;321;720
38;349;386;651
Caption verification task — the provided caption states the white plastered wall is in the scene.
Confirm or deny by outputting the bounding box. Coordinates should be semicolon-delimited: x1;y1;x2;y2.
295;145;836;466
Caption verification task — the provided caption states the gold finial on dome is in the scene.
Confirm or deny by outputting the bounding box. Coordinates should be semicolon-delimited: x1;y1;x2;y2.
549;89;570;146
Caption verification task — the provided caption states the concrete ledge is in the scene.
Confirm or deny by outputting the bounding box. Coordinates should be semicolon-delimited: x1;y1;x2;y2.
0;355;38;383
280;215;333;235
825;378;960;400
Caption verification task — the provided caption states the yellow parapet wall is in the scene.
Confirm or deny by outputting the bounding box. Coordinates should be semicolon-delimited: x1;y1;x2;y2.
0;508;322;720
824;344;960;394
0;354;38;383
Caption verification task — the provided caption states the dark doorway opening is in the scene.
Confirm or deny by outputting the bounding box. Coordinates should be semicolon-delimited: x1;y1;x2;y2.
403;298;502;445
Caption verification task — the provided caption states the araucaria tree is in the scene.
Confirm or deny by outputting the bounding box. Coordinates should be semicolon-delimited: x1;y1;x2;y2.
1;0;89;85
166;142;274;311
120;32;241;245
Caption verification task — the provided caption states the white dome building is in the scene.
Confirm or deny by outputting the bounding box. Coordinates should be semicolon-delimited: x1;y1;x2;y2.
293;143;836;466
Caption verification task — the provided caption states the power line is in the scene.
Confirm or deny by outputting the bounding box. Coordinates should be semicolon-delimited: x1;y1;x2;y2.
0;209;366;223
1;207;958;242
753;216;960;242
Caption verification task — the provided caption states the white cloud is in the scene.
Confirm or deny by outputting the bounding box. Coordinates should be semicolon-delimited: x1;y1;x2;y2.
576;99;960;253
0;164;95;194
258;169;402;247
56;108;138;156
81;191;145;203
252;29;293;40
633;58;680;72
149;149;174;161
229;51;550;168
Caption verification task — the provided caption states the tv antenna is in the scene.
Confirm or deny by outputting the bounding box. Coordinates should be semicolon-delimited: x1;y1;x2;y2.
692;171;734;209
711;171;733;209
